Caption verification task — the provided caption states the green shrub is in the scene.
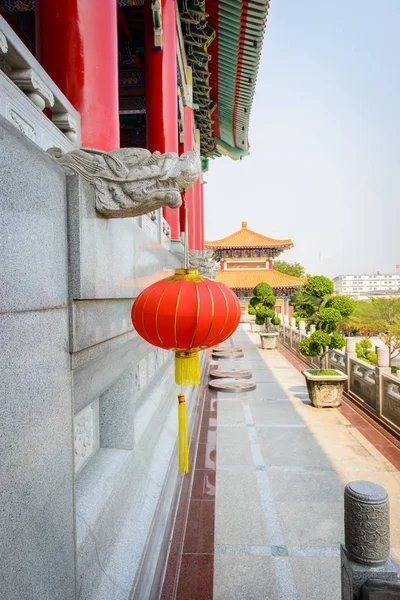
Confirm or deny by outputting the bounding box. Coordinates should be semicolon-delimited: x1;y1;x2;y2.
302;275;334;298
249;297;259;307
299;338;322;357
310;331;331;347
327;296;355;317
329;333;346;349
253;282;273;299
360;338;372;350
319;307;342;333
248;305;257;316
356;339;377;364
272;317;281;326
263;294;277;308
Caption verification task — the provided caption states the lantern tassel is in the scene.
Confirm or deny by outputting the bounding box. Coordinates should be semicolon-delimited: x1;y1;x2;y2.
178;393;189;475
175;351;200;386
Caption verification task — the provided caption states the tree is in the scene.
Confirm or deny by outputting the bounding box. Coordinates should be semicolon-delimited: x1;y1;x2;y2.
293;276;355;358
380;331;400;365
248;282;279;330
291;276;335;321
349;298;400;334
274;260;305;278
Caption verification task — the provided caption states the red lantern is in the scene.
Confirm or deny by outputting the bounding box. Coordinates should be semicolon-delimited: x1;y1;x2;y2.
131;268;240;473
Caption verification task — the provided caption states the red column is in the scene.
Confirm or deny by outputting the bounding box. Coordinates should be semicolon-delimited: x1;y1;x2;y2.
181;105;197;250
144;0;180;241
36;0;120;151
199;182;205;250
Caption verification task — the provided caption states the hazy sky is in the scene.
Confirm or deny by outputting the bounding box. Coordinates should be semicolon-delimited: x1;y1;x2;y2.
204;0;400;278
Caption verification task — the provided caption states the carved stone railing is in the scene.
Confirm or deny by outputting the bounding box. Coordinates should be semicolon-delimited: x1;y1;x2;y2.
329;349;347;373
278;325;400;437
162;217;171;245
0;16;81;152
381;373;400;433
349;357;378;411
141;212;159;242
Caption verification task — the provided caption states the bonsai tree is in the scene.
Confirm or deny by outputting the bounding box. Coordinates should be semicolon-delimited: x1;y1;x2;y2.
248;282;280;331
293;276;355;359
355;339;377;364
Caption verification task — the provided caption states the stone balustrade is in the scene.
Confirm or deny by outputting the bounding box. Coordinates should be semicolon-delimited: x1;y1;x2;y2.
349;358;378;410
277;324;400;435
0;15;81;152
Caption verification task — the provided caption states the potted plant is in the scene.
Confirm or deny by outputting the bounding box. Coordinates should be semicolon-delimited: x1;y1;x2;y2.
247;282;277;334
292;276;355;407
259;314;281;349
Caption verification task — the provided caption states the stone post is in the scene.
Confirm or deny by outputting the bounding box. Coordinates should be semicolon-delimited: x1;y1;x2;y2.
310;324;316;334
345;338;357;392
341;481;399;599
283;315;289;326
376;347;390;419
299;320;306;333
290;317;296;329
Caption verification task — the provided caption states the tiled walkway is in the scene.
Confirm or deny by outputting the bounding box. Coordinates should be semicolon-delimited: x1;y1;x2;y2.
213;324;400;600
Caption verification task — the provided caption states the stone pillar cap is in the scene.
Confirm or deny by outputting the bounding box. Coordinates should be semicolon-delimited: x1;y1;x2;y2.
242;221;247;228
345;481;388;504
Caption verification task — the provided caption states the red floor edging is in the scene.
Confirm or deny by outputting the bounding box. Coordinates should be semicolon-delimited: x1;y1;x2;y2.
160;365;217;600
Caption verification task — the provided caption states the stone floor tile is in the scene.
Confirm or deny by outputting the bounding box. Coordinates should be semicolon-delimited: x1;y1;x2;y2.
268;470;344;503
290;556;341;600
257;428;333;468
215;469;268;546
213;556;279;600
276;501;344;547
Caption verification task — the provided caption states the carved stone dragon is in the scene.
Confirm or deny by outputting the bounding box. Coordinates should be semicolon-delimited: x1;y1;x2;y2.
189;249;216;279
50;147;201;218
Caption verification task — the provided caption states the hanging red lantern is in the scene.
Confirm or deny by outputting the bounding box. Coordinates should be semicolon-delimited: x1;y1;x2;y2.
131;268;240;473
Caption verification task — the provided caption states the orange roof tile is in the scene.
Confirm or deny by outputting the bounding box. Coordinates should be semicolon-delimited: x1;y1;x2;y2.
205;222;293;249
217;269;305;290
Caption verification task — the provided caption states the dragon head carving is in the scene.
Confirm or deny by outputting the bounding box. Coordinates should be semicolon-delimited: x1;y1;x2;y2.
50;147;201;218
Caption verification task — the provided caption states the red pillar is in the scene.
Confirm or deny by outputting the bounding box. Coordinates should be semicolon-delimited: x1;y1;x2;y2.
36;0;120;151
144;0;180;241
199;182;205;250
181;105;197;249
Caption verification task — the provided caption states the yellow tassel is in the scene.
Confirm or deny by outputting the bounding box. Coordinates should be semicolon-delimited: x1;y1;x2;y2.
178;394;189;475
175;351;200;386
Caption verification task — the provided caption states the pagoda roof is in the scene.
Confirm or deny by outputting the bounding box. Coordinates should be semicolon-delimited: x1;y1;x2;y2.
206;0;270;160
216;269;305;290
205;222;293;249
179;0;270;161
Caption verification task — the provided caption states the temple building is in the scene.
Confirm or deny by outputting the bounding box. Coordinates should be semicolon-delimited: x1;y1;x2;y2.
205;221;305;312
0;1;272;599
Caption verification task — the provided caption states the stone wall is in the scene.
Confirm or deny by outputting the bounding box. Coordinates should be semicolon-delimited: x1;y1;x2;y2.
0;116;75;599
0;116;204;599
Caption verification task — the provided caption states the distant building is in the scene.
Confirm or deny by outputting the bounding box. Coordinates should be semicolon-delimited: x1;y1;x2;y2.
333;274;400;296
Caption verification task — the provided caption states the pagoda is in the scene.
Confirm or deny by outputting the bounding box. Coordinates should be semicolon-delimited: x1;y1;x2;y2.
205;222;305;306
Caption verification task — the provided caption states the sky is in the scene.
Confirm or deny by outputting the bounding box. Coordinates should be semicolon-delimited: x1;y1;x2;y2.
204;0;400;278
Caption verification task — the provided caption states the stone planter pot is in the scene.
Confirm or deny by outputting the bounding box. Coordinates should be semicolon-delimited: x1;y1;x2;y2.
302;369;348;408
250;322;265;333
259;332;278;350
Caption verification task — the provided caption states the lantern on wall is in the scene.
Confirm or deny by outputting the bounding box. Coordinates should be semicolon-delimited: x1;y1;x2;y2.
131;268;240;474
